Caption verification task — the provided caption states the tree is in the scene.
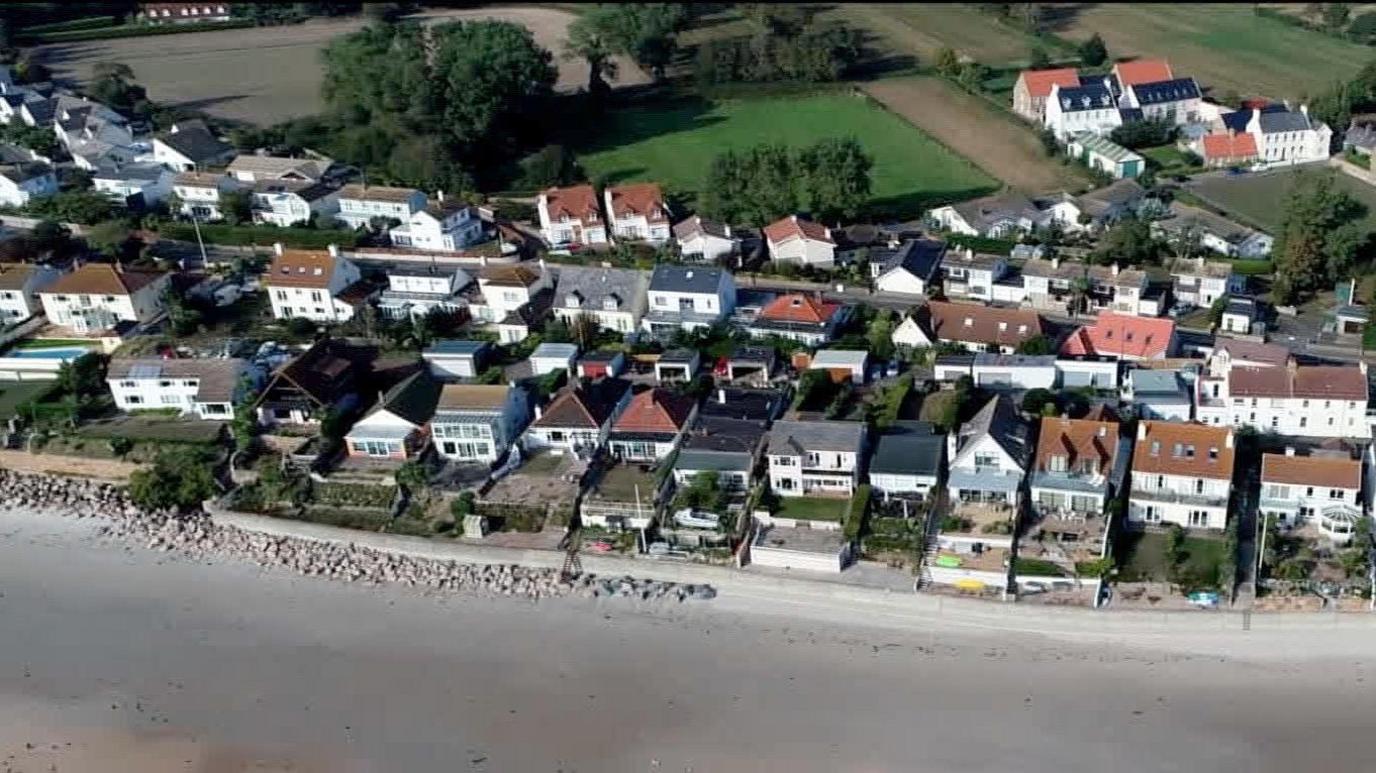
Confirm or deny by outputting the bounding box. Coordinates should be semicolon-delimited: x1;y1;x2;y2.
87;61;152;119
24;191;114;225
592;3;687;80
866;309;896;361
128;450;219;512
84;220;131;259
1207;295;1229;328
1350;11;1376;43
1271;172;1367;304
1323;2;1352;31
1109;119;1176;149
700;149;750;224
1015;334;1052;355
1028;47;1051;69
797;136;873;222
1021;387;1055;415
1093;215;1162;265
934;47;961;76
395;459;429;491
564;8;620;101
431;20;557;157
571;313;601;349
107;436;133;458
1011;2;1045;32
1038;127;1059;157
1078;33;1107;67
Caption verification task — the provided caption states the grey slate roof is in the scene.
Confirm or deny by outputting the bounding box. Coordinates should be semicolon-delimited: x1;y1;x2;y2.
972;353;1057;369
680;416;767;455
1155;202;1260;245
673;215;732;241
107;357;247;403
424;339;489;357
649;264;724;294
157;121;232;164
1346;120;1376;151
93;162;166;183
1129;369;1188;398
554;265;647;313
1130;78;1200;105
699;388;783;422
768;419;865;455
0;162;50;184
1077;179;1146;217
870;421;944;476
947;191;1040;233
874;238;946;281
955;395;1030;468
1258;109;1314;134
675;447;753;473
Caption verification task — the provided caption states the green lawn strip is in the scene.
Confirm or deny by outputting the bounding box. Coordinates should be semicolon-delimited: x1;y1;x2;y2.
775;496;849;522
1011;557;1069;577
1117;531;1227;585
574;92;996;218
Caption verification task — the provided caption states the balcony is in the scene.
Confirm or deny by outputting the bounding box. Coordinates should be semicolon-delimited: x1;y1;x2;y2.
1131;488;1228;508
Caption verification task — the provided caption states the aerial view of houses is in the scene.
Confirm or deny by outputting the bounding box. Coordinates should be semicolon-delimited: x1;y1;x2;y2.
0;0;1367;635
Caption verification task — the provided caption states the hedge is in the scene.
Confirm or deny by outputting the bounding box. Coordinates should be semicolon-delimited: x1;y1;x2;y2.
20;16;117;34
843;484;872;541
26;19;254;43
157;222;358;250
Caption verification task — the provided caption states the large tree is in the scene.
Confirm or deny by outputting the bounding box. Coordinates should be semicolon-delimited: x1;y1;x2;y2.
797;136;873;221
1271;172;1367;304
431;20;557;156
699;138;873;225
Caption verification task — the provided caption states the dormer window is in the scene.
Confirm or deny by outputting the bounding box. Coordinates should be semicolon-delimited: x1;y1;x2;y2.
1049;454;1068;473
313;267;323;276
565;291;582;308
1017;324;1028;334
603;294;620;310
963;317;973;327
998;322;1007;332
1150;441;1160;456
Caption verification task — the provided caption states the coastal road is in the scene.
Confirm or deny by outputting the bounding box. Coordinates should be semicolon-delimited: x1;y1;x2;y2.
1;510;1375;772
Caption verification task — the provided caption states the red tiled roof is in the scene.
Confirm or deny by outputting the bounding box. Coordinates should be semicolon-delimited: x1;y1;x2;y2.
45;263;165;296
613;388;695;434
1229;364;1368;401
926;301;1043;349
1132;421;1234;480
544;184;601;226
763;215;834;246
1113;59;1173;86
1201;132;1258;161
1059;312;1175;359
1261;453;1360;489
758;293;840;325
605;182;667;224
1018;67;1080;98
265;249;339;289
1034;416;1120;475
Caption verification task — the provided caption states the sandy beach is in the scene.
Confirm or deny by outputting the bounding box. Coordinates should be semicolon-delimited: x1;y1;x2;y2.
0;507;1372;772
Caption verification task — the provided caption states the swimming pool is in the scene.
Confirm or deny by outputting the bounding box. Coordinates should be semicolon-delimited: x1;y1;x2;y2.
8;346;94;360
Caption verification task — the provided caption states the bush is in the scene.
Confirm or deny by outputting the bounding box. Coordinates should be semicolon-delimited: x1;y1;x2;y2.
843;484;871;541
156;222;358;249
1021;387;1055;416
128;450;218;512
25;19;254;43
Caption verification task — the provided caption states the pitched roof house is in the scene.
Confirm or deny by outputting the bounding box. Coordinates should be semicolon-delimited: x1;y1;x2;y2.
106;357;250;420
551;265;649;335
748;293;845;346
870;238;946;296
764;214;836;268
1112;58;1173;87
345;370;442;461
766;419;867;498
252;339;360;426
946;395;1031;507
538;184;607;247
1200;131;1259;168
673;215;739;262
926;191;1043;238
38;263;170;333
869;421;944;498
1128;420;1234;530
608;387;698;461
1029;415;1126;519
1061;311;1176;360
1012;67;1082;121
263;244;367;323
523;377;632;457
924;301;1044;353
1260;450;1364;542
604;182;671;244
152;120;233;171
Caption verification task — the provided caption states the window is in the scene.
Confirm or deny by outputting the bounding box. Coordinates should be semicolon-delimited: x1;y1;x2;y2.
160;395;182;405
119;380;137;388
1306;486;1315;497
974;453;1000;470
1048;455;1068;473
1188;510;1210;528
202;404;228;415
126;396;142;405
1330;489;1344;500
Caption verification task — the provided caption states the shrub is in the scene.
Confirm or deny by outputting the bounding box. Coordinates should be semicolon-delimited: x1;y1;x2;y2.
156;222;358;249
128;450;218;512
843;484;871;541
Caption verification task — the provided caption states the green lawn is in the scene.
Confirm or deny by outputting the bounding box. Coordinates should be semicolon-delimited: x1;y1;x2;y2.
1190;168;1376;233
1116;530;1228;588
574;93;997;217
1140;145;1191;170
0;381;54;419
840;3;1074;67
1059;5;1370;99
775;496;849;522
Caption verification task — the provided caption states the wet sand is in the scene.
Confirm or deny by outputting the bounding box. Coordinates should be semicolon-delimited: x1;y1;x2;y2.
0;509;1372;772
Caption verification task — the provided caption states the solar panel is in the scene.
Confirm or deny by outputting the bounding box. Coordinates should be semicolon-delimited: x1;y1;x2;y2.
128;364;162;379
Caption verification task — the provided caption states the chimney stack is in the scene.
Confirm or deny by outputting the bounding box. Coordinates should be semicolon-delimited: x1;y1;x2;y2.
1111;262;1120;277
327;244;340;258
1284;446;1296;457
717;387;727;405
534;404;543;420
437;189;445;203
273;242;284;256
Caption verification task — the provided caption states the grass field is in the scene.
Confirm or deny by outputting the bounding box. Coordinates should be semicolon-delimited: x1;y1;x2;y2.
574;92;998;217
842;3;1072;67
1188;168;1376;232
775;496;849;522
1117;530;1228;588
861;76;1090;194
1055;4;1370;99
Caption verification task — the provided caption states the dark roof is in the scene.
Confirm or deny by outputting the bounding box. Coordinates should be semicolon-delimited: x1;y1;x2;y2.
698;388;783;423
875;238;946;281
680;416;767;454
371;369;441;426
870;421;944;476
1224;297;1259;319
1258;109;1314;134
257;339;356;408
1130;78;1200;105
156;123;232;164
956;395;1030;468
0;161;50;183
1055;83;1115;113
649;264;724;294
534;377;631;428
730;345;776;363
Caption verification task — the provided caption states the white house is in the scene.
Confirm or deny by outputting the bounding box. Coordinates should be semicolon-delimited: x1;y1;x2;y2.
389;197;485;252
871;238;945;297
335;184;426;230
38;263;170;333
429;384;532;465
343;371;440;462
550;265;648;335
1221;104;1332;168
0;262;64;322
970;353;1057;390
673;216;738;262
892;314;934;351
151;120;233;172
868;421;944;499
1194;360;1369;439
766;420;866;498
1169;255;1248;308
926;191;1042;238
641;265;735;338
1066;132;1145;179
522;377;632;457
607;387;698;462
946;395;1031;507
1029;414;1128;521
537;184;607;247
467;263;553;327
809;349;869;383
1121;368;1194;421
1154;204;1273;261
0;162;56;207
1122;78;1202;126
377;266;472;320
91;162;174;208
1044;82;1122;141
1128;421;1234;530
171;171;238;221
1219;296;1261;335
1259;450;1364;544
763;215;836;268
1055;358;1120;391
604;182;671;244
942;247;1009;301
106;357;249;419
248;180;339;227
263;244;366;323
138;3;232;23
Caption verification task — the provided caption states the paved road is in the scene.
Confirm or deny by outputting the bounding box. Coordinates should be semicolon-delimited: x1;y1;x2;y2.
4;510;1376;772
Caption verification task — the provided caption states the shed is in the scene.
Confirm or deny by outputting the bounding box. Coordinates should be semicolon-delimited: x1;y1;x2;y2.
423;339;491;380
808;349;869;383
654;348;701;383
530;342;579;376
577;349;626;380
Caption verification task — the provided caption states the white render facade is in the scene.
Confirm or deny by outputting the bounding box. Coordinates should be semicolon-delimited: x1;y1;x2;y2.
39;277;168;334
0;166;57;207
1259;470;1363;544
337;189;426;229
1127;469;1231;530
768;446;860;497
390;206;484;252
106;367;244;419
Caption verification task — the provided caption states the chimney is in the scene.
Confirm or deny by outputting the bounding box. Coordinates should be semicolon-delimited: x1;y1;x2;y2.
534;404;543;420
717;388;727;405
1300;104;1309;117
1111;262;1120;277
1097;426;1107;437
273;242;284;256
1284;446;1296;457
327;244;340;258
1136;422;1147;441
1051;256;1060;270
538;258;547;272
437;189;445;203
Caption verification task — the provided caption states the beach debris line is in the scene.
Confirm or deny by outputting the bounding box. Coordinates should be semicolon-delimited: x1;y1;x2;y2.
0;470;713;604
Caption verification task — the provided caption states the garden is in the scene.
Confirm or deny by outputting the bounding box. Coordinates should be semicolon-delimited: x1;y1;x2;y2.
1115;527;1231;593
